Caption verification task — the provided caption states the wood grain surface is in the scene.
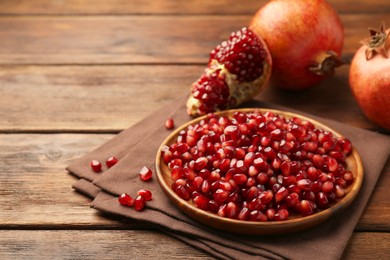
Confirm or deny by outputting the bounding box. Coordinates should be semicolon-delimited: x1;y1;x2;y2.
0;0;388;15
0;0;389;259
0;15;388;65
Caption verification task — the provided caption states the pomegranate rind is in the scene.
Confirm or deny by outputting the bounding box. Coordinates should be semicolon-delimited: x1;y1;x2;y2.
186;28;272;117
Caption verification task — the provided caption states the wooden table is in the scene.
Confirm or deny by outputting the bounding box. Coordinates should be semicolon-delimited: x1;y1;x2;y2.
0;0;389;259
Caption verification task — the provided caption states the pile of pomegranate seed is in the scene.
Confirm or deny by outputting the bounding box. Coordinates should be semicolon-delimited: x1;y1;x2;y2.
161;111;354;221
90;156;119;172
119;189;152;211
210;27;267;83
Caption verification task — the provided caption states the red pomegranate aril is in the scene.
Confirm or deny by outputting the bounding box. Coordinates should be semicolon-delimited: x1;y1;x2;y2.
192;176;204;191
139;166;152;181
339;138;352;154
208;200;219;213
238;207;250;220
106;156;118;168
343;171;355;184
246;177;256;187
133;195;146;211
165;118;175;129
299;200;314;216
213;189;229;203
274;209;289;221
253;157;269;171
194;157;208;171
322;181;334;193
250;210;268;222
266;208;275;220
137;189;152;201
316;191;329;208
258;191;273;205
233;173;248;185
175;185;191;200
218;204;227;217
275;187;289;203
280;161;291;176
312;154;324;167
302;191;316;201
168;158;182;169
90;160;102;172
245;186;258;200
201;179;211;194
283;175;297;186
285;192;300;208
194;195;210;210
171;166;183;181
307;166;318;180
335;184;345;198
226;202;238;219
297;179;312;191
118;193;134;206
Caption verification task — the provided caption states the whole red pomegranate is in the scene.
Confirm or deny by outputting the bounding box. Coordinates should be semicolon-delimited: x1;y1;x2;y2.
349;24;390;130
250;0;344;90
186;27;272;116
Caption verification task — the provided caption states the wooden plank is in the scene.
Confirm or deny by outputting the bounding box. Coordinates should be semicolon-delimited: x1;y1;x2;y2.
0;134;388;230
0;0;388;15
0;14;388;65
0;65;384;133
0;230;388;259
0;230;213;259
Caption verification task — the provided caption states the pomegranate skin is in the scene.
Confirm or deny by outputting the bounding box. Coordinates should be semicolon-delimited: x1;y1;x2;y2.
250;0;344;90
349;31;390;130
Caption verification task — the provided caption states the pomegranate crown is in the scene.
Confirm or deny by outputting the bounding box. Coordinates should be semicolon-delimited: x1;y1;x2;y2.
360;22;390;60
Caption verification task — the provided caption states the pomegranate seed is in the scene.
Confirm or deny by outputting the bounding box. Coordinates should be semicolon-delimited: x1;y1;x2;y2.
139;166;152;181
118;193;134;206
137;189;152;201
316;191;329;208
165;118;175;129
194;195;210;210
174;185;190;200
134;195;146;211
249;210;268;222
213;189;229;203
343;171;355;184
106;156;118;168
275;187;289;203
226;202;238;219
339;138;352;154
274;209;289;221
299;200;314;216
322;181;334;193
90;160;102;172
164;111;356;221
259;190;273;204
194;157;208;170
238;207;250;220
335;184;345;198
266;208;275;220
297;179;312;191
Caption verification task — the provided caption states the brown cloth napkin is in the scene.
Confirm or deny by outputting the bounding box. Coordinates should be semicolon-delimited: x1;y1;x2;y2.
68;94;390;260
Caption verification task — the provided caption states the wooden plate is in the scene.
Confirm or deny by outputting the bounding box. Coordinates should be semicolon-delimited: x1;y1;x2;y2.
155;108;364;235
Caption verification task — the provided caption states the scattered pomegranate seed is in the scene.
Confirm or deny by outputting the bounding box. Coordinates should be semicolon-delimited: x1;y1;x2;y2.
137;189;152;201
90;160;102;172
106;156;118;168
134;195;146;211
163;111;356;221
165;118;175;130
139;166;152;181
118;193;134;207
